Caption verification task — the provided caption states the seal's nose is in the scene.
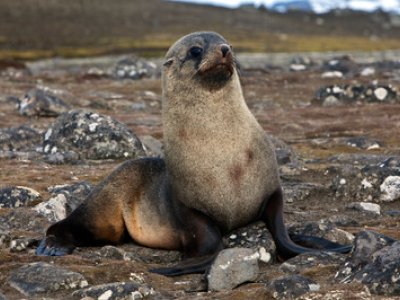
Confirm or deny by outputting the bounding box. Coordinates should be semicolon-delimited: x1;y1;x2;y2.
220;44;230;57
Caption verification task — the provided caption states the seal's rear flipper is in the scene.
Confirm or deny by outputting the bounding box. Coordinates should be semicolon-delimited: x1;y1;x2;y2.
260;188;353;259
289;234;352;253
149;253;218;276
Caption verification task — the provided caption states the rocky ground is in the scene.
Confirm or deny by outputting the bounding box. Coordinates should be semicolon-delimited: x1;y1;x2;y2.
0;52;399;299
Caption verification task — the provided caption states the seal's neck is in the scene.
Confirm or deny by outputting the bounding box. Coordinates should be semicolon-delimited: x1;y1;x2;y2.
162;71;247;118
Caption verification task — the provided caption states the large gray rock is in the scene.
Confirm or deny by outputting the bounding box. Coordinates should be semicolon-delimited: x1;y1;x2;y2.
354;241;400;295
42;110;146;160
207;248;260;292
336;230;399;295
8;262;88;296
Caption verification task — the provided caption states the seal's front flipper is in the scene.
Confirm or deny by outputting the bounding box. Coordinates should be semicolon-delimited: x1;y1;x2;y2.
150;253;218;276
150;207;222;276
35;235;75;256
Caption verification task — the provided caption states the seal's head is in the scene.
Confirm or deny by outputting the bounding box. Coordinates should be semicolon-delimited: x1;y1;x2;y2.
163;32;237;90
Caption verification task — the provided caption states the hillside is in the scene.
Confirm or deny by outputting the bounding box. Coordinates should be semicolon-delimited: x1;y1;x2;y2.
1;0;400;60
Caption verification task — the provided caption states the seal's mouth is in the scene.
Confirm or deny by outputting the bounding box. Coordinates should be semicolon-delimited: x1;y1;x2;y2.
197;55;235;83
200;61;234;78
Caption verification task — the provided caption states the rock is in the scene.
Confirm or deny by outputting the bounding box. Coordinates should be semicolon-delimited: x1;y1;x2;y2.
352;241;400;295
279;252;346;274
222;221;275;255
34;194;68;222
347;202;381;215
113;56;157;80
314;83;398;105
269;274;319;299
8;262;88;296
321;95;341;106
331;156;400;204
44;151;80;164
0;126;41;151
282;182;326;204
345;136;381;150
326;215;359;227
173;275;207;293
380;157;400;170
10;237;36;252
288;220;354;246
289;64;306;72
343;230;395;267
207;248;259;292
336;230;395;284
322;55;358;75
258;247;272;264
98;245;126;260
42;110;146;160
380;176;400;202
84;243;181;265
34;181;92;221
0;231;11;248
268;134;299;166
321;71;343;78
374;87;388;101
140;135;163;157
336;231;400;296
0;186;40;208
0;292;6;300
290;56;315;67
0;209;47;233
73;282;157;300
15;88;70;117
360;66;375;76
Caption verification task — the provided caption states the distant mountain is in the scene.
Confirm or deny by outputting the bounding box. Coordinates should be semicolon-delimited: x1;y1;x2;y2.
267;0;400;14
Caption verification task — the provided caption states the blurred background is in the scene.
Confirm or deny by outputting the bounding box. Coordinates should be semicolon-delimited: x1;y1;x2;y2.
1;3;400;299
1;0;400;62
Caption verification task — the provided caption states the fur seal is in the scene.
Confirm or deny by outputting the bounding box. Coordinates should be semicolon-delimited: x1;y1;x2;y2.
36;32;351;275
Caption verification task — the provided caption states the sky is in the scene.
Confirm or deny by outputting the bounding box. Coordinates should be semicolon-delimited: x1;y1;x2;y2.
171;0;400;13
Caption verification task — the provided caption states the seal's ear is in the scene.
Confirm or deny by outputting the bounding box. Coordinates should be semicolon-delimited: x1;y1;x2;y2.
163;58;174;67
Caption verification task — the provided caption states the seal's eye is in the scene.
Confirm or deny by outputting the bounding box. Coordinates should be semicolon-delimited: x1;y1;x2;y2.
189;46;203;58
